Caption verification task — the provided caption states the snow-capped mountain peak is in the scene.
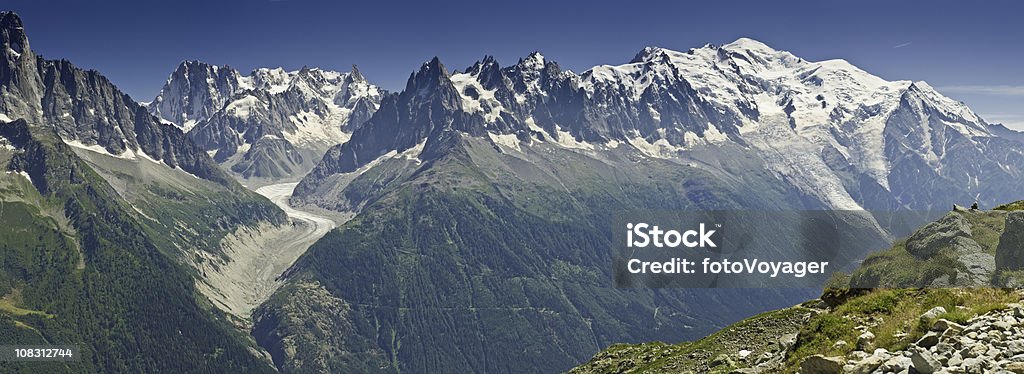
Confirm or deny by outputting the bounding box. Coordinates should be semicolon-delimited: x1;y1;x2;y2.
303;38;1022;212
248;67;292;93
149;61;385;179
149;60;245;131
517;51;546;71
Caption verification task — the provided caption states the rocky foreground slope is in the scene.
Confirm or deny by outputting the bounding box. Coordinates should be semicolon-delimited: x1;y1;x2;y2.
571;203;1024;373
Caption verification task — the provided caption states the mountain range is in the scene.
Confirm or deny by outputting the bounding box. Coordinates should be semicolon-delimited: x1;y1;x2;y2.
297;38;1024;212
266;38;1024;373
149;60;382;181
3;8;1024;373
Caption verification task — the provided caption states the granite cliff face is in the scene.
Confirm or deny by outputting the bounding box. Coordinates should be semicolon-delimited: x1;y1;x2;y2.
0;11;41;124
1;12;248;187
148;60;247;131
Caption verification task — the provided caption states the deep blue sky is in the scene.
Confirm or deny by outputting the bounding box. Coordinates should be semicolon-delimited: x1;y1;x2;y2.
6;0;1023;128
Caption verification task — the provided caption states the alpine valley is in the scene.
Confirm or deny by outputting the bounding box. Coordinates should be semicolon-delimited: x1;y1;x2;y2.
2;8;1024;374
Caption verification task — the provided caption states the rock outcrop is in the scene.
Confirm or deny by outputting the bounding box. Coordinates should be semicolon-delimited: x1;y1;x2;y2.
852;210;1005;288
996;211;1024;271
905;213;973;259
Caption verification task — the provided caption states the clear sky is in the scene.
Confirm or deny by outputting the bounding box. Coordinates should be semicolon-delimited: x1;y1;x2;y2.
6;0;1022;129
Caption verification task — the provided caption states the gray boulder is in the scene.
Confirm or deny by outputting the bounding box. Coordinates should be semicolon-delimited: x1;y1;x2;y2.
956;250;996;286
917;332;941;348
800;355;844;374
848;353;886;374
932;318;965;332
906;213;973;259
880;355;913;372
856;331;875;351
922;306;948;320
911;349;942;374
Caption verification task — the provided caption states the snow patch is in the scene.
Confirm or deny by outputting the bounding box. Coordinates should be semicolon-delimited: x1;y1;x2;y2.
450;72;506;122
225;95;263;118
399;140;427;163
628;137;685;159
488;133;522;152
5;170;32;185
553;126;594;151
702;125;729;143
64;139;124;158
63;138;169;165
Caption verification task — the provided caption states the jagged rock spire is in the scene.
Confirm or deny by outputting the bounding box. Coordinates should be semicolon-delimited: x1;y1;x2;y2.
0;11;42;124
349;64;364;82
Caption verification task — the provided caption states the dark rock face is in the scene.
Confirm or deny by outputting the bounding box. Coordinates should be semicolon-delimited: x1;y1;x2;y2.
230;136;305;179
996;212;1024;271
0;11;42;124
148;60;246;128
0;12;236;187
296;58;471;195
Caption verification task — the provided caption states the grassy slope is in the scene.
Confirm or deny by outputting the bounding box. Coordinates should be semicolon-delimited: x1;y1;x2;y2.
571;201;1024;373
570;306;816;374
782;288;1016;371
571;289;1019;374
71;147;286;265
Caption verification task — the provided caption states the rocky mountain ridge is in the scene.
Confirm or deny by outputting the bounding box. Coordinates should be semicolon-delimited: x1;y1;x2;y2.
150;60;384;180
297;39;1024;213
1;8;288;327
0;116;278;372
1;12;246;187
